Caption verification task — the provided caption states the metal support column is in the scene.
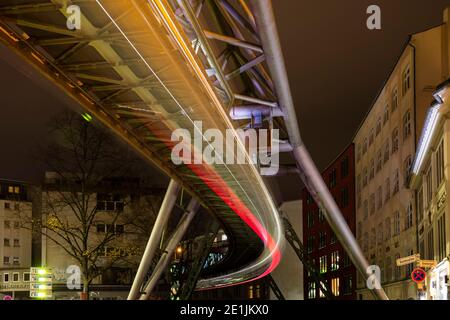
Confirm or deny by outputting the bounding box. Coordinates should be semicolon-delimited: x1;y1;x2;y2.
249;0;388;300
128;179;181;300
139;198;200;300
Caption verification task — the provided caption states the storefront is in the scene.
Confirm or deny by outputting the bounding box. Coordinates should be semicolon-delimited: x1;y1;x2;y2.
427;259;449;300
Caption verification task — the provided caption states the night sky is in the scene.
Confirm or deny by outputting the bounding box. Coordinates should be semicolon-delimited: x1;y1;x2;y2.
1;1;450;202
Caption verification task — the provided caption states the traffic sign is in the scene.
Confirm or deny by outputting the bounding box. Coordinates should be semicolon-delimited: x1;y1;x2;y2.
411;268;426;283
418;260;437;268
396;253;420;266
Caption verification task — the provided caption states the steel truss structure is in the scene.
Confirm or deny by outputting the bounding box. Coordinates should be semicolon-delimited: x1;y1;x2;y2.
0;0;387;299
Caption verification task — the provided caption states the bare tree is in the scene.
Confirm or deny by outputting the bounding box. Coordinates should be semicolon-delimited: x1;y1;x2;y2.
20;110;163;300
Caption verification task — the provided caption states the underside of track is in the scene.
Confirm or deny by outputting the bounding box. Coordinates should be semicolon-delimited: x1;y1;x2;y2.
0;0;284;289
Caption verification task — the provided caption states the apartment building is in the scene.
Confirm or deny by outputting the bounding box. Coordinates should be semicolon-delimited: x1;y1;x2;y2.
409;79;450;300
0;180;32;299
353;10;450;299
302;144;356;300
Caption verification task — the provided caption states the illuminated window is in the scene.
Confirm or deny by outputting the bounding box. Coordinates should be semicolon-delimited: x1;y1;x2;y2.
14;186;19;194
330;251;339;271
8;186;13;193
319;255;327;274
331;278;340;296
248;286;253;299
404;156;412;185
255;285;261;299
319;281;327;298
308;282;316;299
13;257;19;265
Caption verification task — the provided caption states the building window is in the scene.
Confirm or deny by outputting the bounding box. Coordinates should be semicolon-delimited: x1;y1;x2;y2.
369;128;375;146
307;210;315;229
405;203;413;230
319;255;327;274
13;257;19;265
376;186;383;210
377;223;383;245
383;106;390;125
13;239;19;247
343;276;353;295
376;117;382;136
4;273;9;283
436;140;445;187
8;186;13;193
363;167;368;187
4;238;10;247
341;157;349;178
3;256;10;265
385;218;391;240
363;199;368;220
402;66;411;96
393;169;399;195
427;228;434;260
392;128;399;154
23;272;30;282
406;249;414;275
331;278;340;296
369;159;375;180
308;282;316;299
331;251;340;271
13;221;19;229
329;168;337;188
307;235;315;253
96;224;124;235
404;156;412;185
319;281;327;298
13;272;19;282
341;187;349;208
438;213;446;262
369;193;375;215
4;220;10;229
248;286;253;299
394;211;401;236
384;141;390;163
96;194;124;212
403;111;411;140
4;202;10;209
342;251;352;267
319;231;327;249
385;178;391;202
426;166;433;204
392;88;398;112
376;149;382;172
